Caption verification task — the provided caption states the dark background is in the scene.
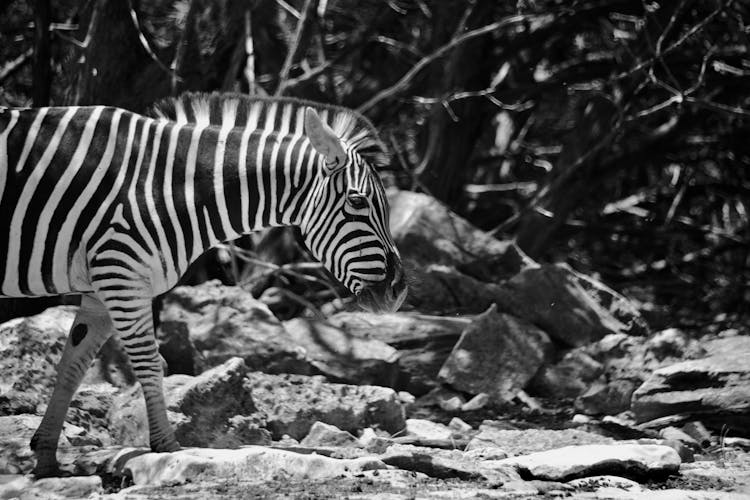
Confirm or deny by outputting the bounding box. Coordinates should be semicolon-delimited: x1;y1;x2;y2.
1;0;748;330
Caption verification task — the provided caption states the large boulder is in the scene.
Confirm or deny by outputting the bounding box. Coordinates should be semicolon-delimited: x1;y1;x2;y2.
0;305;134;411
438;305;552;401
158;281;312;375
529;328;704;405
0;415;101;474
388;190;535;282
496;443;680;481
120;446;388;486
404;264;499;314
109;357;265;448
282;318;401;387
326;312;469;395
466;424;614;455
631;335;750;434
247;372;406;440
0;306;75;402
396;263;647;348
493;264;647;347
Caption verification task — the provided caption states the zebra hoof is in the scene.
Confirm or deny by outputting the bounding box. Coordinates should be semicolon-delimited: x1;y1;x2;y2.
150;438;181;453
33;461;64;479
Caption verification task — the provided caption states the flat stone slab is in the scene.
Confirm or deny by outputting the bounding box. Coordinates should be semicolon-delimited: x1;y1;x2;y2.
0;474;102;499
466;425;614;455
632;335;750;432
120;446;388;486
495;444;680;481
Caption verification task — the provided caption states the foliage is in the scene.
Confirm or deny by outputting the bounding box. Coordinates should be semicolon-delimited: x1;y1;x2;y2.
1;0;747;326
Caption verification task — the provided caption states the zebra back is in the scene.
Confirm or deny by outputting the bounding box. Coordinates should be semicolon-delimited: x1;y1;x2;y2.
150;92;390;169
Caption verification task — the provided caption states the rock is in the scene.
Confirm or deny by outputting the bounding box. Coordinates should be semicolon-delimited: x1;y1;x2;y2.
659;427;700;450
575;379;638;416
599;415;658;440
646;328;691;360
326;312;469;395
528;350;604;398
462;393;489;411
449;417;473;433
300;422;359;448
438;395;465;412
120;446;388;486
358;428;391;454
0;306;75;399
680;421;714;448
247;372;405;440
381;443;521;484
109;357;261;448
438;305;552;401
66;384;119;446
405;264;499;314
158;281;311;375
466;424;614;455
0;415;100;474
282;318;401;387
388;190;535;281
567;475;643;492
661;438;695;463
0;475;103;499
631;335;750;434
497;443;680;481
404;419;453;441
493;264;647;347
565;266;650;337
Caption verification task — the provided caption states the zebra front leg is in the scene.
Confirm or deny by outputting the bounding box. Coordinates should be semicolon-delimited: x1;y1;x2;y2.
31;295;114;477
107;299;180;453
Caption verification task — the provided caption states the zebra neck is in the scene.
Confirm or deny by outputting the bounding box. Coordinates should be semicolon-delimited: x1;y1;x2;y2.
186;124;321;253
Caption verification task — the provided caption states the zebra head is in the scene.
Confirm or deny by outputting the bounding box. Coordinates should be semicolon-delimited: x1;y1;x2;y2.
301;108;407;313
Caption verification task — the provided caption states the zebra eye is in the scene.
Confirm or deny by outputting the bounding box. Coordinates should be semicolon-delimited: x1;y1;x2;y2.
347;194;368;210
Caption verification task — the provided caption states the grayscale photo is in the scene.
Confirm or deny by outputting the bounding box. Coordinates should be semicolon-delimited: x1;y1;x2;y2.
0;0;748;498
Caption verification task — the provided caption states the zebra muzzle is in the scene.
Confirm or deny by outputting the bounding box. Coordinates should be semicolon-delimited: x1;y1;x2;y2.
357;254;407;313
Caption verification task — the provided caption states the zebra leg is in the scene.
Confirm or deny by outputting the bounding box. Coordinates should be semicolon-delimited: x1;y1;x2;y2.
31;294;114;477
107;298;180;453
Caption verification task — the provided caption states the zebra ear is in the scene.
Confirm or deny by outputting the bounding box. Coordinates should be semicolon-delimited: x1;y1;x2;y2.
304;107;347;175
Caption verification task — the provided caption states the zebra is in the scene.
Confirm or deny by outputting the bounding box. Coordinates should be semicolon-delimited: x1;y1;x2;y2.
0;92;407;476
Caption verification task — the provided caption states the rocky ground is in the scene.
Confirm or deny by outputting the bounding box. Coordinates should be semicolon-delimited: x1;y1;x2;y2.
1;190;749;499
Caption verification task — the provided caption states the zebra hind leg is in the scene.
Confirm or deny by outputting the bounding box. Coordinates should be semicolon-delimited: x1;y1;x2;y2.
107;298;180;453
31;295;114;477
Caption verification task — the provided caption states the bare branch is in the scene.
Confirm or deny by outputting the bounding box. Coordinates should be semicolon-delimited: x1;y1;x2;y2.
276;0;316;96
244;8;256;94
612;0;732;81
357;14;546;114
127;0;174;76
0;48;33;83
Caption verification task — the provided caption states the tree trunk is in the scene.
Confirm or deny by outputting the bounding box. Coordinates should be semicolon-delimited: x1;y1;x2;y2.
32;0;51;106
416;0;496;206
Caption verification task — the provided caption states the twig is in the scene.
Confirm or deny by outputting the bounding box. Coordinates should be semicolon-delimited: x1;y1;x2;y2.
413;89;532;111
612;0;732;81
244;8;256;94
685;97;750;117
276;0;315;96
357;14;544;114
275;0;300;19
282;60;332;90
0;48;33;83
127;0;175;76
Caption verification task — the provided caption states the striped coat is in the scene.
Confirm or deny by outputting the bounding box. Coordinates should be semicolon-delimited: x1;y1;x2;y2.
0;93;406;476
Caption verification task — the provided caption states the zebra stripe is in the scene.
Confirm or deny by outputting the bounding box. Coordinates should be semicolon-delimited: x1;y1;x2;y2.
1;94;406;474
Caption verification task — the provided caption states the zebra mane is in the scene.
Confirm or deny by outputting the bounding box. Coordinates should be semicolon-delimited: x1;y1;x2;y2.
150;92;390;168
